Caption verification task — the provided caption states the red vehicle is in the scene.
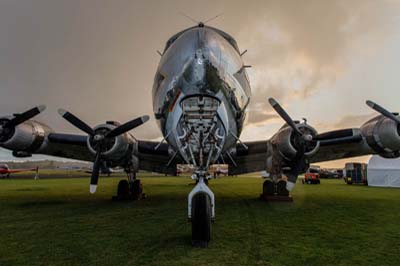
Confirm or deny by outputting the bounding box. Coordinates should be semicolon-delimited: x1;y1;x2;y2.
0;164;38;178
302;173;320;184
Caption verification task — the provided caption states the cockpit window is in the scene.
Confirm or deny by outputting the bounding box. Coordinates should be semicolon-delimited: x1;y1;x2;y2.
233;68;251;96
152;71;167;107
155;72;165;87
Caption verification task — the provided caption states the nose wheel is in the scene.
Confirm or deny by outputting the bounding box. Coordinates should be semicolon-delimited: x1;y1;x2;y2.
188;175;215;247
191;192;212;247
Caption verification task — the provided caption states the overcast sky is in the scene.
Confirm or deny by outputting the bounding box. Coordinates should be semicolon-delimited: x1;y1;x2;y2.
1;0;400;167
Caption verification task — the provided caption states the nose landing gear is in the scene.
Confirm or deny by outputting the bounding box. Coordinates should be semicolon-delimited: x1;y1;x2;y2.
188;174;215;247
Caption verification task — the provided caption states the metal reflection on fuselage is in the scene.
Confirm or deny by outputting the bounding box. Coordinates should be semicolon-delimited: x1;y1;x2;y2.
152;25;251;169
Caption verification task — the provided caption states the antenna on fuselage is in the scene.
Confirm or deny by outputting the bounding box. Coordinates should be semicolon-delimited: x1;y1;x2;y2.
203;13;223;24
179;12;223;27
179;12;200;24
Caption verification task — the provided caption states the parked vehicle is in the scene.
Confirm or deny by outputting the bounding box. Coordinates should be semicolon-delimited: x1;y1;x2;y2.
344;163;367;185
303;173;320;184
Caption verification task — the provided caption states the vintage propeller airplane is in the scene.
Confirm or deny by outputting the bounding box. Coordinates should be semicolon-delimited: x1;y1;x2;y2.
0;164;38;178
1;22;399;246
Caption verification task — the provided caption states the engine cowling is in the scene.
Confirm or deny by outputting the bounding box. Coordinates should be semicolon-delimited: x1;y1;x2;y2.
86;122;136;163
270;122;320;160
361;115;400;158
0;117;52;152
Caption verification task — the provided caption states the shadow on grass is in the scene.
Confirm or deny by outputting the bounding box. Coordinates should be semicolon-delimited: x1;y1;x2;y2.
18;200;66;207
14;187;48;192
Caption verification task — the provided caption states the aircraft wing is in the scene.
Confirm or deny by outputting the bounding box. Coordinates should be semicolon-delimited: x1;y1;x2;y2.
137;140;183;175
228;128;372;175
43;133;93;161
308;128;371;163
46;132;368;177
5;169;36;174
227;140;269;175
0;104;182;175
8;133;182;175
228;98;400;182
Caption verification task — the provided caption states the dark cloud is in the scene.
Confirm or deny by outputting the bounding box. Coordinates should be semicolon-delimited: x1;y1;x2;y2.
0;0;398;144
234;0;399;105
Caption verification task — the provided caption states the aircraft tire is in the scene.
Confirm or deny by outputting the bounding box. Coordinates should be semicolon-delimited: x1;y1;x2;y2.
117;180;129;197
263;179;275;196
277;180;289;196
129;179;143;197
191;192;211;247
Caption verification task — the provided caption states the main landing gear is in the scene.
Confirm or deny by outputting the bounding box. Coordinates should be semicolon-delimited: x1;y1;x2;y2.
1;173;10;179
112;172;145;200
188;173;215;247
260;179;293;202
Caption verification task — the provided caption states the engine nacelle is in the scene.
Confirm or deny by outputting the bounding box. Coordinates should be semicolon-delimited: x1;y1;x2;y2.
87;122;136;162
270;123;320;161
361;115;400;158
0;118;52;152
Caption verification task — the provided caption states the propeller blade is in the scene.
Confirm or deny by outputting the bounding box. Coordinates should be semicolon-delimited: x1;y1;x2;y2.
58;109;95;136
268;98;303;136
366;100;400;124
5;105;46;128
89;150;101;194
106;115;149;138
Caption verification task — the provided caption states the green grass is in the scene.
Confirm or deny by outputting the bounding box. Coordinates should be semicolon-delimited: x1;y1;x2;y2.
0;174;399;266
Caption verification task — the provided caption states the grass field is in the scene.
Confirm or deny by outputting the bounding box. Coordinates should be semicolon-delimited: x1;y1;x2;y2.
0;173;399;266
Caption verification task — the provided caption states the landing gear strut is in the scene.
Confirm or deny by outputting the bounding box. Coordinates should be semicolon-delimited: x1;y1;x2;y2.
188;174;214;247
113;172;145;200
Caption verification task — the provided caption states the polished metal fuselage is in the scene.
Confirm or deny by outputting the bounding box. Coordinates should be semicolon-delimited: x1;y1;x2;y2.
152;25;251;169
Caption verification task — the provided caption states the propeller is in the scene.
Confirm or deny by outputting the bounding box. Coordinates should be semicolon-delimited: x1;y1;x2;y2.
366;100;400;124
268;98;320;191
268;97;321;160
0;105;46;142
90;150;102;194
58;108;149;193
268;98;311;140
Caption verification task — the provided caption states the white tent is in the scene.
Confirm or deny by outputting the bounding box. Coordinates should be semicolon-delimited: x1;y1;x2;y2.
367;155;400;188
